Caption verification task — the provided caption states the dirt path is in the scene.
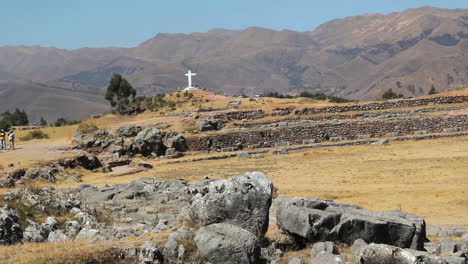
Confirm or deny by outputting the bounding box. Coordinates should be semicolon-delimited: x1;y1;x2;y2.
0;140;74;168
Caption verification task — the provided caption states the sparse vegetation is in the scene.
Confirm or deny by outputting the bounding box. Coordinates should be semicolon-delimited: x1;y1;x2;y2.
54;117;80;127
19;130;49;141
381;88;404;100
265;91;353;103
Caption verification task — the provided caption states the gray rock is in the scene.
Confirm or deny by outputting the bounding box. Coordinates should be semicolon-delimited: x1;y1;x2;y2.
74;151;103;170
134;127;166;156
191;172;273;237
197;119;226;131
441;238;458;255
75;228;99;240
22;220;45;242
0;206;22;245
0;176;15;188
357;243;467;264
165;133;188;152
116;124;142;137
64;220;81;237
424;242;441;255
352;239;368;255
288;256;305;264
48;230;69;242
276;196;426;250
310;252;344;264
41;217;59;234
371;139;389;145
67;173;83;182
194;223;260;264
311;241;338;257
138;240;164;264
163;226;194;258
25;167;59;183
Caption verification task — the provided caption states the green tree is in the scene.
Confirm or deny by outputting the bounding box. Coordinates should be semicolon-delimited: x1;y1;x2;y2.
39;117;47;126
428;85;438;95
105;74;136;114
54;117;67;127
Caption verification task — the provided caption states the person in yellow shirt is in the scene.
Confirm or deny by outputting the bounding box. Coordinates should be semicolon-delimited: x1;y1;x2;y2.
0;129;5;150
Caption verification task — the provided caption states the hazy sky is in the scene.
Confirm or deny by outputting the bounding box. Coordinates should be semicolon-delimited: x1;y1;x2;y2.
1;0;468;49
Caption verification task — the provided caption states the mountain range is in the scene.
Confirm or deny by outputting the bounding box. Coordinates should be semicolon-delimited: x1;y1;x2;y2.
1;6;468;121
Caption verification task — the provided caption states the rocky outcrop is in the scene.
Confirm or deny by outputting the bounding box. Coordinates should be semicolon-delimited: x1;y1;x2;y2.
115;124;142;137
276;196;427;250
59;151;103;170
196;119;226;131
134;127;167;157
191;171;273;237
194;223;260;264
24;167;61;183
0;206;22;245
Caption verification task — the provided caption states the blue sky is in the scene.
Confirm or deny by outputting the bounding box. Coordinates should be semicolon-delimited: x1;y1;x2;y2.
1;0;468;49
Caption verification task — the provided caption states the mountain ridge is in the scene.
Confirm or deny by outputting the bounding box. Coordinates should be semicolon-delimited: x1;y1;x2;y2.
1;6;468;120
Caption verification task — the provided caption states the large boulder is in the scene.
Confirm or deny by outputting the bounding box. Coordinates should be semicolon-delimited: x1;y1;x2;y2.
0;206;23;245
74;151;103;170
134;128;166;156
165;133;188;152
115;124;142;137
194;223;260;264
357;243;466;264
196;119;226;131
163;226;194;258
276;196;427;250
191;172;273;237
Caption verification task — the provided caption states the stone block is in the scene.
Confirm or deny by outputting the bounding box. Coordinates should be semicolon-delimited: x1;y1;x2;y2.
274;142;290;147
329;136;343;142
303;139;316;144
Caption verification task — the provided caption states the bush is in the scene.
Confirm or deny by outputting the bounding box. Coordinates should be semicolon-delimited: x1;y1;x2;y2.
382;88;404;100
428;85;438;95
19;130;49;141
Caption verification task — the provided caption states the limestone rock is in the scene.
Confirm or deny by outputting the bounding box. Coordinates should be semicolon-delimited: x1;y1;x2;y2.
191;171;273;237
196;119;226;131
116;124;142;137
276;196;426;250
134;128;166;156
163;226;194;258
311;241;339;257
194;223;260;264
310;252;344;264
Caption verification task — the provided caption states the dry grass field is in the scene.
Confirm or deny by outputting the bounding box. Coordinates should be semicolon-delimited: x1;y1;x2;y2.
50;135;468;225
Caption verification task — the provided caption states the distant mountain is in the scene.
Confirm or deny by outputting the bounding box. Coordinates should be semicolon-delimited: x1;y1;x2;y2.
1;6;468;120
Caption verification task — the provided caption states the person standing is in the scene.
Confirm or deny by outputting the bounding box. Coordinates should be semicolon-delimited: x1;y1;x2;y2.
8;130;15;150
0;129;5;150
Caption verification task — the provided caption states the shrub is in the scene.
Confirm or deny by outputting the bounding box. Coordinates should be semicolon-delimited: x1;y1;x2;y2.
382;88;404;100
428;85;438;95
19;130;49;141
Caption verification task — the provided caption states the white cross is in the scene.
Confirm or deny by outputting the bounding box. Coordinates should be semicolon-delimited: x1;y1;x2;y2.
185;70;197;88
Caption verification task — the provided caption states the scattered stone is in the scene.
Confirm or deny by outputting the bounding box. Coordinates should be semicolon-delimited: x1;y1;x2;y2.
67;174;83;182
48;230;69;242
194;223;260;264
137;240;164;264
137;162;154;169
22;220;45;242
0;206;22;245
24;167;59;183
440;238;458;255
191;172;273;237
9;169;26;180
75;228;99;240
311;241;339;257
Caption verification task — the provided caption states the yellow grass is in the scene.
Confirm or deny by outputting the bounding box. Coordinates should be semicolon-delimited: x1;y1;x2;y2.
52;135;468;225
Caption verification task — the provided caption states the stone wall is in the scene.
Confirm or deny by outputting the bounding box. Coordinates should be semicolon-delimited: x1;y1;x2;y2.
201;109;265;121
236;105;466;128
187;115;468;151
296;95;468;115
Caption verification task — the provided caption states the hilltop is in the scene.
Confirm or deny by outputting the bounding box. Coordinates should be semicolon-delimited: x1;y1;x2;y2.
1;6;468;121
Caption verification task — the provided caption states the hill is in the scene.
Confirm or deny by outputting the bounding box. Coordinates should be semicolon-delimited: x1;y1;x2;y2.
0;6;468;120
